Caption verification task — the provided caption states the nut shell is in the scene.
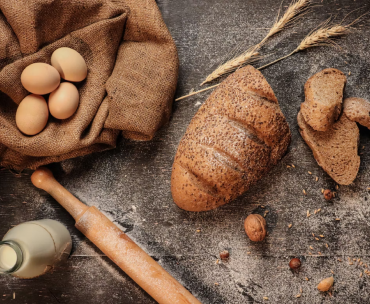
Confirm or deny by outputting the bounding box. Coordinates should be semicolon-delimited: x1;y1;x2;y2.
289;258;301;270
317;276;334;291
219;250;229;260
244;214;267;242
324;189;333;201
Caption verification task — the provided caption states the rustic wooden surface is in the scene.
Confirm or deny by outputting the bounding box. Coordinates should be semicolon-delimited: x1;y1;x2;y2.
1;0;370;303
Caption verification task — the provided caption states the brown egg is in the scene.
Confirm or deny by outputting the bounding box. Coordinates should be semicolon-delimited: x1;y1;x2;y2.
16;94;49;135
21;63;60;95
48;82;79;119
51;47;87;82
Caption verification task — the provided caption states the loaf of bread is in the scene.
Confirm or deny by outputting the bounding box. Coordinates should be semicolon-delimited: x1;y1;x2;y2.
301;68;346;131
343;97;370;129
298;111;360;185
171;66;291;212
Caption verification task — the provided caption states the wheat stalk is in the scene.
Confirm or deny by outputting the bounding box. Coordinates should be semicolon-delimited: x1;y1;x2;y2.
258;19;349;69
200;48;260;86
177;10;369;102
176;20;350;102
201;0;311;85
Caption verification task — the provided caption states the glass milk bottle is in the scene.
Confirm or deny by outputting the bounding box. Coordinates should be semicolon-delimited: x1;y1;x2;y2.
0;219;72;278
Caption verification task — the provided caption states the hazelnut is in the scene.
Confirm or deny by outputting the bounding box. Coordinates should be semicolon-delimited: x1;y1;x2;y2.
219;250;229;260
289;258;301;270
244;214;267;242
317;276;334;291
324;189;333;201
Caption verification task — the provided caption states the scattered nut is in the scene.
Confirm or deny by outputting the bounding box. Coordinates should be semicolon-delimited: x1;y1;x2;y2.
324;189;333;201
289;258;301;270
317;276;334;292
219;250;229;260
244;214;267;242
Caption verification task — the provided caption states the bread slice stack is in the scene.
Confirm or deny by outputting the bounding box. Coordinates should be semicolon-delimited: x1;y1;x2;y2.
298;68;370;185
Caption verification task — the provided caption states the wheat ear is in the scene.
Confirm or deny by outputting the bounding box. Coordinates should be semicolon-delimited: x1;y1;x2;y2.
177;10;369;102
176;21;349;102
261;0;312;44
201;0;311;85
258;19;349;70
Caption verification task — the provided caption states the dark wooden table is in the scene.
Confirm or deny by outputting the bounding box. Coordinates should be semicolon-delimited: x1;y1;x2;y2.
1;0;370;303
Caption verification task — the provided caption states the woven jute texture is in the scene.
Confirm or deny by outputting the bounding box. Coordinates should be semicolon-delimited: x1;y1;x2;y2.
0;0;179;171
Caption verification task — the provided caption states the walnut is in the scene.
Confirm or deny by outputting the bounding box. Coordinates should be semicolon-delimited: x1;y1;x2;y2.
244;214;267;242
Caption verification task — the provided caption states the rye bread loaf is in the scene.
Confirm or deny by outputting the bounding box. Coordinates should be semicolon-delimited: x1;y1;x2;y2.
297;111;360;185
343;97;370;129
301;68;347;131
171;66;291;212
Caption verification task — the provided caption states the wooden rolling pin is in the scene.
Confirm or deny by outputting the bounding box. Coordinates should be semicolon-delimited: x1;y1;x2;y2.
31;167;201;304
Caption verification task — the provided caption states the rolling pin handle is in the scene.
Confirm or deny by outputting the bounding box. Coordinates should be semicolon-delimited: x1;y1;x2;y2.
30;167;54;191
31;167;88;220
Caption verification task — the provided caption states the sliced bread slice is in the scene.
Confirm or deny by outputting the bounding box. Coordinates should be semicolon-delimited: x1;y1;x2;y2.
297;111;360;185
301;68;347;131
343;97;370;129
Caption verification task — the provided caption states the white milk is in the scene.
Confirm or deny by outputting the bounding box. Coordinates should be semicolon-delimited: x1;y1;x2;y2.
0;219;72;278
0;245;17;269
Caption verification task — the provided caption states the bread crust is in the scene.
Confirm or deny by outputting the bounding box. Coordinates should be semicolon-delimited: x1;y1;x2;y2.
301;68;346;131
171;66;291;212
297;111;360;185
343;97;370;129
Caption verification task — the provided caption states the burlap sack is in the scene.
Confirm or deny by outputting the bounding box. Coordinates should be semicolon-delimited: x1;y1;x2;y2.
0;0;179;171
